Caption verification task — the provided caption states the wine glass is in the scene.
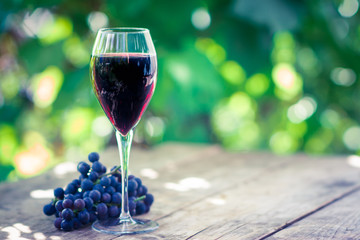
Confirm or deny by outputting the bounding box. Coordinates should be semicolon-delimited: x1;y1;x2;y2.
89;27;158;235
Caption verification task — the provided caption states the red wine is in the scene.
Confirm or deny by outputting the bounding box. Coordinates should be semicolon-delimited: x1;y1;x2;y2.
91;53;157;136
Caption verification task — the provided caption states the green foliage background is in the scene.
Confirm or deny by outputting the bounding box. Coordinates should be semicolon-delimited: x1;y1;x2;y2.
1;0;360;181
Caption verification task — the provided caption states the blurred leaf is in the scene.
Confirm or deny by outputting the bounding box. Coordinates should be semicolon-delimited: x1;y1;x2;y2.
38;16;73;44
19;40;65;74
0;165;14;182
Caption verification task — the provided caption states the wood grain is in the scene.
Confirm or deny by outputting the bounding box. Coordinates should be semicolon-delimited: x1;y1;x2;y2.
266;186;360;240
128;155;360;240
0;143;359;240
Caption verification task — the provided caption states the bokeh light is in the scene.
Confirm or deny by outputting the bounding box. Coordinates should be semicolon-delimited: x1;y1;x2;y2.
191;8;211;30
270;131;298;154
343;126;360;151
92;116;113;137
219;61;246;85
195;38;226;65
287;97;317;124
272;63;303;100
330;67;356;86
63;36;89;67
245;74;270;97
145;116;165;139
338;0;359;18
320;109;341;129
31;66;63;108
87;11;109;33
14;143;50;176
22;8;53;38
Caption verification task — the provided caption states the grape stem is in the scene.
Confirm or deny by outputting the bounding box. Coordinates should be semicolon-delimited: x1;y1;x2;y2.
134;195;145;202
99;165;121;178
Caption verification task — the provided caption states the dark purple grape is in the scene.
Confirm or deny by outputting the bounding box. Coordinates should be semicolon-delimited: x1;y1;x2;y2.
128;180;138;193
79;174;86;181
64;194;75;202
141;185;148;195
98;214;109;220
74;199;85;211
109;176;118;187
92;161;103;173
88;152;100;162
128;175;135;181
96;203;108;216
54;217;62;229
130;208;136;216
100;176;111;187
62;208;74;220
129;190;137;197
89;210;97;223
105;186;115;195
101;193;111;203
55;200;64;212
73;218;82;229
81;179;94;191
112;182;121;190
137;186;145;196
88;171;99;182
83;197;93;210
43;203;56;216
65;183;77;195
78;210;90;224
111;192;121;204
89;190;101;202
134;177;142;188
129;197;136;211
71;179;81;187
61;219;73;231
93;184;105;194
108;206;120;218
101;165;107;174
144;193;154;206
62;199;73;209
74;192;82;199
83;191;90;198
77;161;90;175
54;188;64;199
116;183;122;193
136;202;147;215
144;204;150;213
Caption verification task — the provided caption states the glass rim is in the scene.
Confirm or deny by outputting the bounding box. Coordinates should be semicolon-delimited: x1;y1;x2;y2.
98;27;150;34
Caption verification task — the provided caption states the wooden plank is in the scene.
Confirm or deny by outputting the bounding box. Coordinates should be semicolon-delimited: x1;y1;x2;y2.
265;186;360;240
0;143;216;240
119;155;360;240
0;144;286;239
0;144;358;240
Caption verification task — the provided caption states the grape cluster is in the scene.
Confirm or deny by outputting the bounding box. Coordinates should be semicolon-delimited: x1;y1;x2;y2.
43;152;154;231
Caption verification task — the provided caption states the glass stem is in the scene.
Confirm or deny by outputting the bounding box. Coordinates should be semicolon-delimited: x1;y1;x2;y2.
116;129;134;222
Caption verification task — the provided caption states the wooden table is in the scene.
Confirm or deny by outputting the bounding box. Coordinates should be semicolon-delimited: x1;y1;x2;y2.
1;143;360;239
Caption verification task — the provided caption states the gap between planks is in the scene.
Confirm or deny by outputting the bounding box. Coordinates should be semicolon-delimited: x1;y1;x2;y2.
255;184;360;240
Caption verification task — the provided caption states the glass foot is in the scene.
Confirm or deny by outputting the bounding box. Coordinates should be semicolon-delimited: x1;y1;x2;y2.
92;218;159;235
